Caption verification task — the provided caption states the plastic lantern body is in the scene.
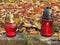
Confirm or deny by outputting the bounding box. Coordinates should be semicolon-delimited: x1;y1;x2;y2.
4;23;17;37
41;6;53;37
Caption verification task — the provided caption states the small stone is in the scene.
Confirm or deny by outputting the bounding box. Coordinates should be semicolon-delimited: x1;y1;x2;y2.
47;40;52;44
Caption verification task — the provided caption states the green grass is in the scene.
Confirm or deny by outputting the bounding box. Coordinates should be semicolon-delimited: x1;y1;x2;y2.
21;32;45;45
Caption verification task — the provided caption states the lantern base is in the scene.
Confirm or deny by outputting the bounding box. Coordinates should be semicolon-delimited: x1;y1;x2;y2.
6;32;16;37
41;33;52;37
